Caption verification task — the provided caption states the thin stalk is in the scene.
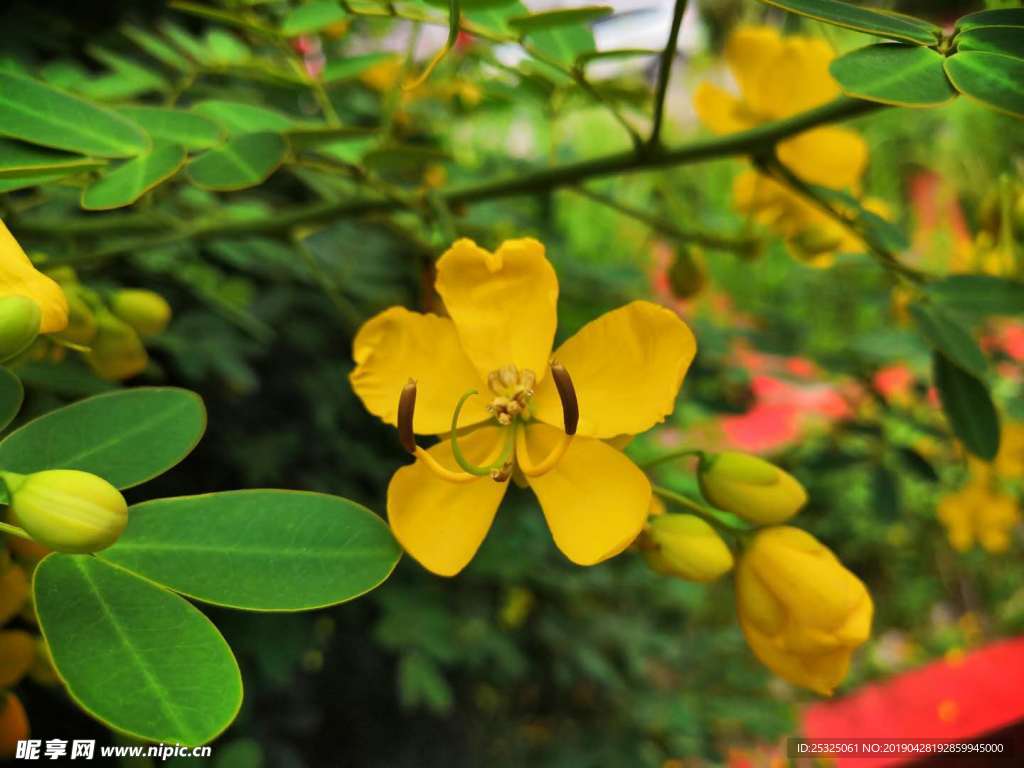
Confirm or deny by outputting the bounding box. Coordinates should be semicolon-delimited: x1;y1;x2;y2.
652;485;749;535
649;0;689;148
0;521;32;541
641;448;705;471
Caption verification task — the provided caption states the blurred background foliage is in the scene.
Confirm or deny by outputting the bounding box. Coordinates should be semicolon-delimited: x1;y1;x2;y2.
2;0;1024;765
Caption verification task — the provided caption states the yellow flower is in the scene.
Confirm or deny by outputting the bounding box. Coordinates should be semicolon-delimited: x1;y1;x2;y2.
84;311;149;381
350;238;697;576
644;513;734;582
937;481;1019;553
0;220;67;334
699;451;807;525
110;289;172;337
994;421;1024;479
694;26;878;265
736;526;873;695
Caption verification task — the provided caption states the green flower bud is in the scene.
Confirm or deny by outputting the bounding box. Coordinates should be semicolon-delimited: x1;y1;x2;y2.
84;312;148;381
643;514;734;582
2;469;128;554
699;452;807;525
110;289;171;337
0;296;42;364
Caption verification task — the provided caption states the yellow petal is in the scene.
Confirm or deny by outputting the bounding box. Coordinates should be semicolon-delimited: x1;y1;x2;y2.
388;426;509;576
350;306;489;434
435;238;558;382
523;422;649;565
532;301;696;438
758;37;839;117
693;82;751;134
725;26;784;117
777;127;868;189
0;220;68;333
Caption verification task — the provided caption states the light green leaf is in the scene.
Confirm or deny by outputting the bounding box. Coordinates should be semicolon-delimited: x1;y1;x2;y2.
34;554;242;746
99;490;401;611
933;351;1000;461
158;20;210;64
944;51;1024;118
0;387;206;489
116;106;224;150
0;139;104;178
927;274;1024;317
204;30;251;66
830;44;957;107
0;72;150;158
509;6;612;34
0;170;76;192
188;132;288;191
122;25;192;73
910;303;987;379
526;23;596;68
757;0;940;45
424;0;520;10
956;8;1024;32
281;1;348;35
955;27;1024;60
322;53;396;84
0;367;23;432
81;144;186;210
78;46;169;101
191;100;295;135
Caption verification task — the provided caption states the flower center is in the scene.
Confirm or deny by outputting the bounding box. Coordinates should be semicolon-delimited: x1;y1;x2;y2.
485;364;536;425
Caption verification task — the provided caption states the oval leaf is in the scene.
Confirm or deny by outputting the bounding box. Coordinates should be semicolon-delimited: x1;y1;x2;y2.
99;490;401;611
191;100;295;136
509;7;613;34
0;387;206;489
188;132;287;191
0;139;104;178
280;0;348;36
927;274;1024;317
0;72;149;158
0;367;23;433
830;44;957;107
956;8;1024;32
910;303;987;379
933;351;1000;461
34;554;242;746
757;0;940;45
955;27;1024;61
944;51;1024;119
116;106;224;150
81;144;186;210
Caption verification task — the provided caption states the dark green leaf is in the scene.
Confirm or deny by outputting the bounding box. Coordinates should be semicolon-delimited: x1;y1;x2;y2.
81;144;186;210
830;44;957;107
509;7;613;34
99;490;401;611
0;388;206;489
910;302;987;378
188;132;288;191
933;351;1000;461
0;367;22;432
955;27;1024;60
871;464;900;520
35;555;242;746
0;139;104;178
927;274;1024;317
944;51;1024;119
116;106;224;150
0;72;150;158
280;1;348;35
757;0;940;45
897;446;939;482
956;8;1024;32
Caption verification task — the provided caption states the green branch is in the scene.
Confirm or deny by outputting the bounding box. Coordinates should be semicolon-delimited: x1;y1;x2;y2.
649;0;689;148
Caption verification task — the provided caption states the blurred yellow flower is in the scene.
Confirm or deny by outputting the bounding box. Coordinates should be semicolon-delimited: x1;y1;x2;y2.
84;312;148;381
994;421;1024;479
350;238;697;576
0;220;67;335
937;480;1019;554
736;526;873;695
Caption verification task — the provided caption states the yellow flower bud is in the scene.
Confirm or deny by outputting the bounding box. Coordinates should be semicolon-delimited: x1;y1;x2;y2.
643;514;734;582
699;452;807;525
55;286;97;347
109;289;172;337
0;295;41;363
736;526;872;695
2;469;128;554
84;312;148;381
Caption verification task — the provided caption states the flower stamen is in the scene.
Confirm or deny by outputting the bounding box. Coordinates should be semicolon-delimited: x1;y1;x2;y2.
451;390;516;479
397;380;478;484
515;362;580;477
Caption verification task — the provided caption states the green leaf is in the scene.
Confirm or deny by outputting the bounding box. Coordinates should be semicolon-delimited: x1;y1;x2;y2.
527;23;596;68
927;274;1024;317
281;1;348;35
78;46;169;101
0;387;206;489
188;132;288;191
576;48;659;66
34;555;242;746
757;0;940;45
0;72;150;158
871;464;900;520
99;490;401;611
117;106;224;150
944;51;1024;119
897;445;939;483
0;170;77;192
910;303;987;379
323;53;396;84
933;351;1000;461
122;25;192;73
81;144;186;210
424;0;520;10
191;100;296;136
830;44;957;107
509;7;613;34
204;30;252;66
955;27;1024;61
0;139;104;178
956;8;1024;32
0;367;23;432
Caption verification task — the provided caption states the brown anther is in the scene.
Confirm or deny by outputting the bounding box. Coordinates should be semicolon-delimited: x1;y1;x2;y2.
490;461;513;482
550;361;579;436
398;379;418;454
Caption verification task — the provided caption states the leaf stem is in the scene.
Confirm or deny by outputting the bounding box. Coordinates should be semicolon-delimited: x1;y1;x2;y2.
652;485;749;535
